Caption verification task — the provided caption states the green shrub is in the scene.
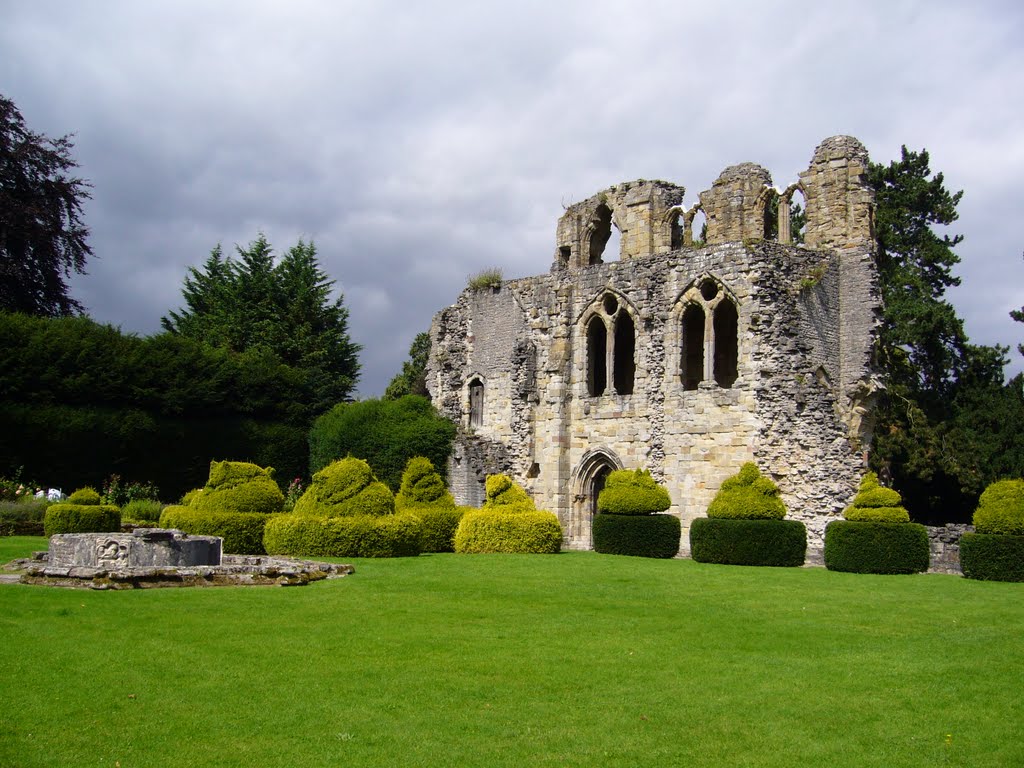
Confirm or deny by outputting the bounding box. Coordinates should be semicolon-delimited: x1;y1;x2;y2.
179;488;203;506
823;520;929;574
844;472;909;523
263;513;421;558
593;513;680;558
706;463;786;520
972;479;1024;536
454;509;561;554
43;504;121;536
122;499;163;523
0;499;48;536
689;517;807;567
484;474;534;509
191;460;284;515
959;533;1024;582
597;469;671;515
101;475;160;506
67;487;102;505
159;505;268;555
412;507;466;553
467;267;503;291
396;457;455;510
292;457;395;517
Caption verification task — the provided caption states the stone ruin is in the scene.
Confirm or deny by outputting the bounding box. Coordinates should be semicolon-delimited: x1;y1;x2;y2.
5;528;352;589
427;136;882;558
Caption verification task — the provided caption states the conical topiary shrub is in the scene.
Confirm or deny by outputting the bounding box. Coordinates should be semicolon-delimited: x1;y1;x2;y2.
454;474;561;554
691;462;806;567
395;456;462;553
960;479;1024;581
593;469;678;558
824;473;928;574
483;474;534;510
292;456;395;518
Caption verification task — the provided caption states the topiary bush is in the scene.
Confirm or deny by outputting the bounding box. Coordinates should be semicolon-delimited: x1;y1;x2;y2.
823;520;929;574
292;457;395;517
597;469;671;515
843;472;910;523
412;507;466;553
44;504;121;536
959;533;1024;582
483;474;534;510
690;518;807;567
396;457;455;511
593;513;680;558
263;513;421;558
160;505;269;555
706;463;786;520
191;460;284;515
454;509;562;554
67;487;102;506
972;479;1024;536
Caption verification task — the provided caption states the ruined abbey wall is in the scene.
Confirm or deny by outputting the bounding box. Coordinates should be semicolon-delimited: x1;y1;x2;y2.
427;136;881;556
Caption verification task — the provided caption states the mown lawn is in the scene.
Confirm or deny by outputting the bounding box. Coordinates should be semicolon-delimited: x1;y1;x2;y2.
0;536;1021;767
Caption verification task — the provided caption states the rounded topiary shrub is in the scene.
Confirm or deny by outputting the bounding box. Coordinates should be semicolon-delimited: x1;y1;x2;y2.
843;472;910;523
454;509;561;554
690;517;807;567
823;520;929;574
597;469;671;516
67;486;102;506
44;504;121;536
160;505;270;555
191;461;284;515
396;457;455;511
263;513;421;558
483;474;534;511
972;479;1024;536
706;463;786;520
292;457;395;517
593;513;680;558
959;533;1024;582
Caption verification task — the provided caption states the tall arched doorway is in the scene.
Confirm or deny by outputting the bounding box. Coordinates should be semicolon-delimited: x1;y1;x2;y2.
568;448;624;549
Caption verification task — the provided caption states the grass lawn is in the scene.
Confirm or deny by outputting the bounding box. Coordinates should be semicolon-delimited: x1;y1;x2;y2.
1;536;1021;767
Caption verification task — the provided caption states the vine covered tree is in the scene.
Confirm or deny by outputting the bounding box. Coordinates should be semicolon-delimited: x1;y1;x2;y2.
0;94;92;316
162;235;361;412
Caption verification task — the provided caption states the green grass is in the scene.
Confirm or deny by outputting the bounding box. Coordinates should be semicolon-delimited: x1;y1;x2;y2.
1;537;1021;767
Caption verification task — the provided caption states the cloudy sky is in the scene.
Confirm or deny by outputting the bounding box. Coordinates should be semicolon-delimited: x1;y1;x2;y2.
3;0;1023;395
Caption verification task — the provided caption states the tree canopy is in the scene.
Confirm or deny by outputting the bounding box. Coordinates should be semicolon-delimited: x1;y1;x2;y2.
162;235;361;412
0;94;92;316
384;331;431;400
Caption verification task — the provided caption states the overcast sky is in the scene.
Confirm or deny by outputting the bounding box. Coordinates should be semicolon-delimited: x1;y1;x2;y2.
3;0;1022;395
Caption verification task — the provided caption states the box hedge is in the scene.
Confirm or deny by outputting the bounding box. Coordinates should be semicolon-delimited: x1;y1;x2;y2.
160;505;268;555
689;517;806;567
454;509;562;554
67;486;102;505
396;457;455;510
843;472;910;523
412;507;466;553
191;460;285;515
593;513;680;558
483;474;535;510
706;463;786;520
959;533;1024;582
44;504;121;536
597;469;671;516
971;479;1024;536
263;513;422;558
292;457;395;517
823;520;929;574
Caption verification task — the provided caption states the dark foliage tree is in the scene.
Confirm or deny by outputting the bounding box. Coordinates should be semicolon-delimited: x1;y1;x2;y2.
0;94;92;316
1012;254;1024;358
162;235;361;412
869;147;1024;523
384;331;431;400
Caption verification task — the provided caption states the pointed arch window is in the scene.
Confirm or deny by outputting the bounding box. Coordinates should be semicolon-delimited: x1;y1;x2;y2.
585;293;636;397
468;378;484;427
679;278;739;390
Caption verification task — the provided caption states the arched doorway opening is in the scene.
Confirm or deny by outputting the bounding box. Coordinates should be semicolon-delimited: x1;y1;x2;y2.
569;448;624;549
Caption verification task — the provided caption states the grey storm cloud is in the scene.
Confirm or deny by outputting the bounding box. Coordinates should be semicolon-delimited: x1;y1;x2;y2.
2;0;1022;396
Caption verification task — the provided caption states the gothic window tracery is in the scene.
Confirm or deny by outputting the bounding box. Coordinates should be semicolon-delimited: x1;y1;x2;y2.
679;278;738;390
584;293;636;397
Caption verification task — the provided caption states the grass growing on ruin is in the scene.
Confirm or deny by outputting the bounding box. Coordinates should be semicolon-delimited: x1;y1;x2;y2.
1;538;1022;767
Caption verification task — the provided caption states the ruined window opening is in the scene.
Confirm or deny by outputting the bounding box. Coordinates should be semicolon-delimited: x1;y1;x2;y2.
469;378;484;428
691;209;707;246
558;246;571;266
591;465;612;518
700;280;718;302
713;300;739;388
588;204;613;265
603;294;618;315
763;190;781;240
586;316;608;396
681;304;705;390
613;311;636;395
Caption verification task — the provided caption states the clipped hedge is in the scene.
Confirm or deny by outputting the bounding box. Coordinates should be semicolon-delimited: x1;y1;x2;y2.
706;463;786;520
959;533;1024;582
843;472;910;523
690;517;806;567
972;479;1024;536
293;457;395;517
454;509;561;554
396;457;455;510
597;469;671;515
483;474;534;509
44;504;121;536
823;520;929;574
160;505;268;555
412;507;466;553
67;487;102;505
191;460;284;515
263;513;422;558
593;513;680;558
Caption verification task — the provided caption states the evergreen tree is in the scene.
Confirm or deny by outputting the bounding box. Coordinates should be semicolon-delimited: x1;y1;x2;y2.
384;331;431;400
0;94;92;316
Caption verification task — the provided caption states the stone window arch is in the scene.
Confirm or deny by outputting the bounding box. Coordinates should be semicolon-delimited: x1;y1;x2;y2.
676;277;739;390
583;292;636;397
468;377;484;428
